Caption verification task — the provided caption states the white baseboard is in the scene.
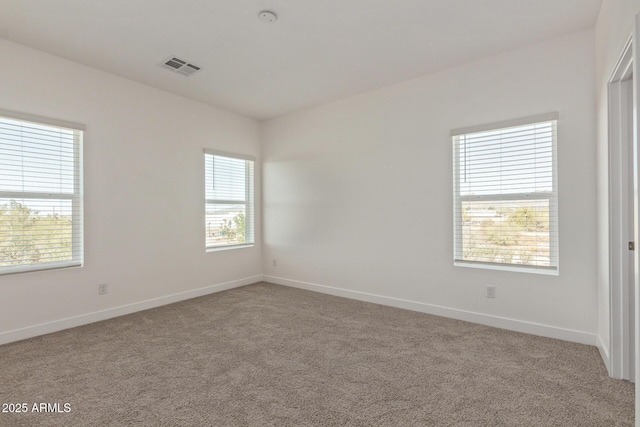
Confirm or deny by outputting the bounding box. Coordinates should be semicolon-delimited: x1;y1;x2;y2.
2;274;599;350
597;334;611;374
263;275;597;346
0;275;262;346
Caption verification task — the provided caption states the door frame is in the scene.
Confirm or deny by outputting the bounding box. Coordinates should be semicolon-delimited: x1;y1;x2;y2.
633;14;640;421
608;35;634;381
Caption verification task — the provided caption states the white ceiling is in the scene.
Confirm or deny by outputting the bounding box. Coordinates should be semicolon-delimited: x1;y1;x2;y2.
0;0;602;121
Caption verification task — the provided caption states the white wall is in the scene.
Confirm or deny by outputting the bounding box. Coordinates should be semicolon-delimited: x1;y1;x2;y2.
0;40;262;343
594;0;640;373
262;30;597;344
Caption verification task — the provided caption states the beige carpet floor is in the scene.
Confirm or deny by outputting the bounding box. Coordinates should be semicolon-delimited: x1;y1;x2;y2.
0;282;634;426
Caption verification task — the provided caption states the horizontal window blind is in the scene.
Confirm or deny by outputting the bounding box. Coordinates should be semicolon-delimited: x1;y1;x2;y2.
452;116;558;272
204;150;254;249
0;113;83;275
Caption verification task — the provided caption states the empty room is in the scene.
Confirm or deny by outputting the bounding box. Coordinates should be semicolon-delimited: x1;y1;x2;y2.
1;0;639;425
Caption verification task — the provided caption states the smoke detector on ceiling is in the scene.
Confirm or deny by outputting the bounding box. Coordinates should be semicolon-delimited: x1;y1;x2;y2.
259;11;277;23
158;56;201;77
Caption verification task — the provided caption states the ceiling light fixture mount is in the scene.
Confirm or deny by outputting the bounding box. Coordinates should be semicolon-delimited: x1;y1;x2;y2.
258;11;277;23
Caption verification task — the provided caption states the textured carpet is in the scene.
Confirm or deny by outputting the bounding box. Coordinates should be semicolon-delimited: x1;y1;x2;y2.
0;282;634;426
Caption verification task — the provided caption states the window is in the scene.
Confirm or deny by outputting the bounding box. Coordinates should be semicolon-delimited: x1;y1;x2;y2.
204;150;254;250
452;113;558;274
0;110;84;275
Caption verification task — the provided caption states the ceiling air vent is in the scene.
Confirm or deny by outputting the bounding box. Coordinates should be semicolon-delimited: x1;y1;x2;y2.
158;56;202;77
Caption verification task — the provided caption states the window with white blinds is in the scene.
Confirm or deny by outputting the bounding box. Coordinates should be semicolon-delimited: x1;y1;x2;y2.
0;110;84;275
204;150;254;250
452;113;558;274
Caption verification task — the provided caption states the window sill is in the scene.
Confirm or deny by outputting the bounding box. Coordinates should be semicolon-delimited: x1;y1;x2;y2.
454;260;558;276
206;244;254;253
0;261;83;276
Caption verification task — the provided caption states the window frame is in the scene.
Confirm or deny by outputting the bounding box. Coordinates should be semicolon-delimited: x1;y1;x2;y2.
0;108;84;276
203;149;255;252
452;112;559;275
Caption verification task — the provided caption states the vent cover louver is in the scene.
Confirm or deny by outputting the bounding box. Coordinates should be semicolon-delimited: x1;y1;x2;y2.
158;56;202;77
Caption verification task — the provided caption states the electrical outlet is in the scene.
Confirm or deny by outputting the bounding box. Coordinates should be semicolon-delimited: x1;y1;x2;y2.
272;259;277;267
486;286;496;299
98;283;108;295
